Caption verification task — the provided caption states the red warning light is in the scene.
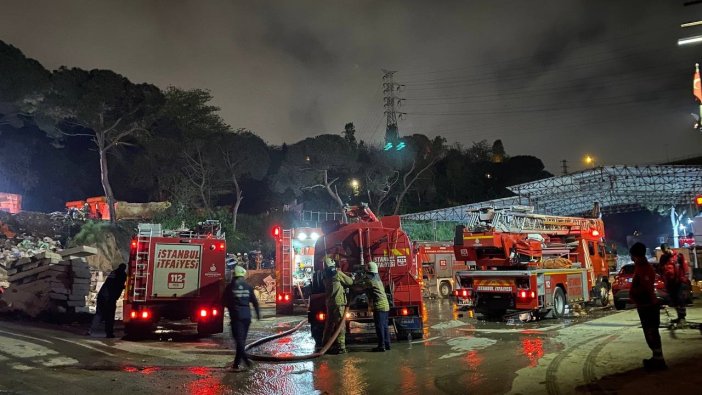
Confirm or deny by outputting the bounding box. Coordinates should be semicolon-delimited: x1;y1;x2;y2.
591;229;600;237
272;225;281;240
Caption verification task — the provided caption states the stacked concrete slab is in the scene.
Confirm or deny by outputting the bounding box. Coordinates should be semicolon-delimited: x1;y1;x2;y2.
0;236;62;287
0;246;97;317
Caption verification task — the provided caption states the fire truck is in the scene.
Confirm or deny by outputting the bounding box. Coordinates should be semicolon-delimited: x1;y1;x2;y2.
452;207;610;320
123;221;227;337
307;205;424;343
417;242;470;298
273;226;321;314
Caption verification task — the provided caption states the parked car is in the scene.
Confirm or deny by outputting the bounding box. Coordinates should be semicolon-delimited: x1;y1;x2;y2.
612;263;669;310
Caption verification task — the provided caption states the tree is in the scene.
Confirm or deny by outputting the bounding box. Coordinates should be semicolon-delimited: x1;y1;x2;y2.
271;134;358;221
491;139;506;163
158;87;230;213
37;68;163;222
343;122;357;145
362;147;399;215
392;134;446;215
219;129;270;232
0;41;51;129
183;141;217;213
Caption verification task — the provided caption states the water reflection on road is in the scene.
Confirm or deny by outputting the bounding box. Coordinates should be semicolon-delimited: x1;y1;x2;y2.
109;299;616;395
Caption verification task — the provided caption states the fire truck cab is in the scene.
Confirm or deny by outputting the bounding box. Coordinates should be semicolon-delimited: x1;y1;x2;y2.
124;221;227;337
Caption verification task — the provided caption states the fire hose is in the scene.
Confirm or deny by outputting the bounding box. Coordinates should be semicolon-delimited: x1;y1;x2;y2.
244;306;350;362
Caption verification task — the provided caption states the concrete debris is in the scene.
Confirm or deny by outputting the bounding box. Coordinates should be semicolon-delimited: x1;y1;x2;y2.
0;242;96;318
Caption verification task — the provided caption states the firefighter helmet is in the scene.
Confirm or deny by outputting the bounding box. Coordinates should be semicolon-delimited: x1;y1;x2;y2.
324;256;336;267
367;261;379;273
234;265;247;277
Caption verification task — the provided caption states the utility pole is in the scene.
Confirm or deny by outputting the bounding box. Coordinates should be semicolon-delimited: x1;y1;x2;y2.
561;160;569;176
382;69;405;150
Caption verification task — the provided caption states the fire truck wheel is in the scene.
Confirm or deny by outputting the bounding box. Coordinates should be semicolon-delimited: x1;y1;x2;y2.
439;282;452;299
552;287;566;318
614;301;626;310
595;280;610;307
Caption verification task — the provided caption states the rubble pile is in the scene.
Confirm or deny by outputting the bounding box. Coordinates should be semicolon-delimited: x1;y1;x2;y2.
0;245;97;317
0;236;62;285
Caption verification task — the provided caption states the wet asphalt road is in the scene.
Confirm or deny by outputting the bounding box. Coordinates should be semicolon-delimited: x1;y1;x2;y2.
0;300;623;395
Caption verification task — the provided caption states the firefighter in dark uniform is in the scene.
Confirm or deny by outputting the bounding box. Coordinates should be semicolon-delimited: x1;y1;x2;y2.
223;265;260;372
89;263;127;338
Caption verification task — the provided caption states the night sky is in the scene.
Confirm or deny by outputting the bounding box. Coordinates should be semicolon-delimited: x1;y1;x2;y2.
1;0;701;172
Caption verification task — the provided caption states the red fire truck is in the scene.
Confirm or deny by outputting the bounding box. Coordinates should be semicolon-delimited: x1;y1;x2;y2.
307;205;424;343
123;221;227;337
273;226;321;314
452;207;610;320
417;242;470;298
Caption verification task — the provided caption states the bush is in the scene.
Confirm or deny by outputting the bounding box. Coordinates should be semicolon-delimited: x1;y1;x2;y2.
69;221;113;247
402;220;460;242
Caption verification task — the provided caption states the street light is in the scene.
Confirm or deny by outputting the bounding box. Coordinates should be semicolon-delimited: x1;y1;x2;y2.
350;178;360;197
584;155;595;167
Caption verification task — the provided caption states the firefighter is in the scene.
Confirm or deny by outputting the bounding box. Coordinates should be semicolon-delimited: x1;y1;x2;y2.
659;243;690;325
629;242;667;371
321;256;353;354
89;264;127;338
223;265;260;372
358;261;391;352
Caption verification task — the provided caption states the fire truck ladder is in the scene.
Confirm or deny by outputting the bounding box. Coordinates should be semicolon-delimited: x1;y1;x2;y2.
280;229;293;299
132;223;162;302
467;208;596;235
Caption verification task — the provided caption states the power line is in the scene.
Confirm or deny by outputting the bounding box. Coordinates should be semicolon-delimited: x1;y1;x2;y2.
404;94;679;117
